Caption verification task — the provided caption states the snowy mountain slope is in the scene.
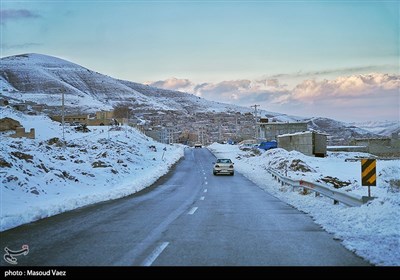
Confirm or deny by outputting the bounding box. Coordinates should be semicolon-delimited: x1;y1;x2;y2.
308;117;379;144
0;53;380;143
0;53;253;114
0;53;336;119
350;120;400;136
0;54;174;112
0;107;184;231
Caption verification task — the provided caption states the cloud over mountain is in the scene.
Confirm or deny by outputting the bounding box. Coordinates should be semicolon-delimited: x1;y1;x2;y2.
148;73;399;121
146;77;193;92
290;73;399;102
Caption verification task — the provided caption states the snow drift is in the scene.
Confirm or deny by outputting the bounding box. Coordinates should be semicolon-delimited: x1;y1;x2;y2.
0;107;184;231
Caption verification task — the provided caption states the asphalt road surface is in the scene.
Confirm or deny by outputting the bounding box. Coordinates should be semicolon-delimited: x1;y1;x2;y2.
0;148;369;266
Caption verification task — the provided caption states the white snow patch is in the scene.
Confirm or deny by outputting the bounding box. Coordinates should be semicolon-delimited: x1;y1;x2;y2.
1;107;184;231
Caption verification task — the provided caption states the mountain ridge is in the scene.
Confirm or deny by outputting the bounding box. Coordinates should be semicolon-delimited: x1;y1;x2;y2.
1;53;256;114
0;53;387;143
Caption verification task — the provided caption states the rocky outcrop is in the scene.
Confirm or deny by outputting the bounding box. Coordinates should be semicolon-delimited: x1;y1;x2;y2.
0;117;21;131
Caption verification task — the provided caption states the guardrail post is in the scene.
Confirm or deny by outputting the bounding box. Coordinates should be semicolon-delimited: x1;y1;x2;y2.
315;192;319;197
333;200;339;205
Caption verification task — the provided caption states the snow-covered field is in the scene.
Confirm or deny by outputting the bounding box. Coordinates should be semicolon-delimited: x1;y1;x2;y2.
0;107;184;232
208;143;400;266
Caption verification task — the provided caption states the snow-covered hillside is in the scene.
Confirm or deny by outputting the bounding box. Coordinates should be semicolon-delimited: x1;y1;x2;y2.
0;53;253;114
0;107;184;231
350;120;400;136
308;117;378;144
209;143;400;266
0;53;168;112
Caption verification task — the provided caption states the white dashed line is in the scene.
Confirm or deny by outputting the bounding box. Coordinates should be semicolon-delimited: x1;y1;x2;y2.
200;196;205;200
205;181;208;185
188;207;198;215
204;176;207;180
204;189;207;193
141;242;169;266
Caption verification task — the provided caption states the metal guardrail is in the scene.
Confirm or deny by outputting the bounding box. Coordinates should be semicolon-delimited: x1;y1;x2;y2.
267;168;374;207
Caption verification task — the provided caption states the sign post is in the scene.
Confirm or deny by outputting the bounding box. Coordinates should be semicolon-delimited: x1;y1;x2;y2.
361;159;376;197
162;147;167;161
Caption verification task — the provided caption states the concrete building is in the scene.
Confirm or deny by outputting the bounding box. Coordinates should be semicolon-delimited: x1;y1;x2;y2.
31;104;45;112
350;134;400;156
96;111;114;120
10;127;35;139
50;110;124;126
327;146;368;153
392;133;400;149
277;131;327;157
258;122;308;141
145;126;178;144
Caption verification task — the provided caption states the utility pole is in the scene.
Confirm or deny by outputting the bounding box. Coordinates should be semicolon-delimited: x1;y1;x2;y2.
61;89;65;143
235;115;238;140
125;108;129;137
218;121;222;143
250;104;260;139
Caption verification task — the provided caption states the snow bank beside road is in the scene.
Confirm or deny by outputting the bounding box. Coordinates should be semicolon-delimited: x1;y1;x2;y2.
208;143;400;266
1;108;184;231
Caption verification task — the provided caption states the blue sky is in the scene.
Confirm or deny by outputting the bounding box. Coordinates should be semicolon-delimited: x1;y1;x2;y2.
1;0;399;122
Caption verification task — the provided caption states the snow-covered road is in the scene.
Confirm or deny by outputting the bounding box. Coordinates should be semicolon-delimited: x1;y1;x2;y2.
208;143;400;266
0;148;369;266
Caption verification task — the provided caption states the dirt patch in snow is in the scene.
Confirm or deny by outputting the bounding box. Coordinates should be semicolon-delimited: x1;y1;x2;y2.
319;176;352;189
10;151;33;163
289;159;315;172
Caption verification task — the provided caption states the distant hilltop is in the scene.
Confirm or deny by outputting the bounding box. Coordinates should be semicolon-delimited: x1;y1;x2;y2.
0;53;253;114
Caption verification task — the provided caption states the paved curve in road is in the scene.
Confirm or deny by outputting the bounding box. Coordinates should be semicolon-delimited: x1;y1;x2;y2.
0;148;369;266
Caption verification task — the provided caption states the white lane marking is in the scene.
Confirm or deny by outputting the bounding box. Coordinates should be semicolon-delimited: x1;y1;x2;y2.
200;196;205;200
141;242;169;266
203;172;205;175
205;181;208;185
188;207;198;215
204;176;207;180
204;189;207;193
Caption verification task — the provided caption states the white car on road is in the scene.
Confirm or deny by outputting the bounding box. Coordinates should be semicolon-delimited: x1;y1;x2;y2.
213;158;234;176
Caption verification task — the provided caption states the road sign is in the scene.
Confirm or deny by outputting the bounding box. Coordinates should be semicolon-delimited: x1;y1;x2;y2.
361;159;376;186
